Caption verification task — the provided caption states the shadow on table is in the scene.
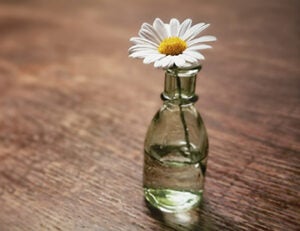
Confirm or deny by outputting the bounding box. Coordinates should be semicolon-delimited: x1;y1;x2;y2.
144;197;238;231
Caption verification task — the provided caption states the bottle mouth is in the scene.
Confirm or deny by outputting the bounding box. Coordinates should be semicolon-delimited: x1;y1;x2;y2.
161;93;198;102
166;65;202;78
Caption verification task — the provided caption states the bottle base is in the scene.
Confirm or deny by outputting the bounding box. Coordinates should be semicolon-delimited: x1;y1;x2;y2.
144;187;202;213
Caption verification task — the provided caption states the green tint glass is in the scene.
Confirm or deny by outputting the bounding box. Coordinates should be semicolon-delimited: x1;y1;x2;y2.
143;66;209;213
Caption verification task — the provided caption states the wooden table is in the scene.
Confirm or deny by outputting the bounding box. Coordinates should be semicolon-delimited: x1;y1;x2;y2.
0;0;299;230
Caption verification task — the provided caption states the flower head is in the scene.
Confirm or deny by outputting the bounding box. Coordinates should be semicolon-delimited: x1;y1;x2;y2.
129;18;216;69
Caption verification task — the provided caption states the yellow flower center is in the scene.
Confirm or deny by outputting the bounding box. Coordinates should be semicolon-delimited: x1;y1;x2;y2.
158;37;187;55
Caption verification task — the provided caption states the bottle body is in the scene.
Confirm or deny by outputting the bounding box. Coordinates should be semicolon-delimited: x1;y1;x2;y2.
143;67;209;212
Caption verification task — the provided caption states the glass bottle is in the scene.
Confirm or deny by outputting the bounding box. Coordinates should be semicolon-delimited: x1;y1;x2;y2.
143;66;209;213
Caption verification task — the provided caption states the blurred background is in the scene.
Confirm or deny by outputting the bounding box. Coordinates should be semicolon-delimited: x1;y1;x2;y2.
0;0;299;230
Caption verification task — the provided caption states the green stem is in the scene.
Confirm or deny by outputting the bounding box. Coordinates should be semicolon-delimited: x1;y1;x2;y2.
175;71;191;153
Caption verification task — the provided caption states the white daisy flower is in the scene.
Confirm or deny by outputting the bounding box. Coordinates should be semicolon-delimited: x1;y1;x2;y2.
128;18;216;69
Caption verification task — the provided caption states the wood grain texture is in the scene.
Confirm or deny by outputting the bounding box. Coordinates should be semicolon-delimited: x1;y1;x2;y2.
0;0;299;230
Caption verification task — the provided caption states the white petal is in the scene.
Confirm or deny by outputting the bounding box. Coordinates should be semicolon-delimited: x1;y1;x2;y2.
182;23;205;40
154;56;172;68
129;44;157;52
169;18;180;37
178;18;192;37
128;46;157;55
141;23;164;44
177;60;191;68
180;53;198;63
187;35;217;46
164;24;171;37
130;50;160;58
139;28;161;44
130;37;158;47
154;59;163;68
167;57;175;68
129;48;157;55
129;48;156;53
174;55;186;67
143;54;165;64
186;44;212;51
153;18;168;40
161;56;173;68
165;56;176;68
182;23;210;41
183;50;205;60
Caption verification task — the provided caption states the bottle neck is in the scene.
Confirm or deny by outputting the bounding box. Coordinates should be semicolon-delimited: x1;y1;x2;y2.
161;66;201;104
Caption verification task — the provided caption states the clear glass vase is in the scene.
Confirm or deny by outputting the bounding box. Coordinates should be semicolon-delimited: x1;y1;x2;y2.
143;66;209;213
